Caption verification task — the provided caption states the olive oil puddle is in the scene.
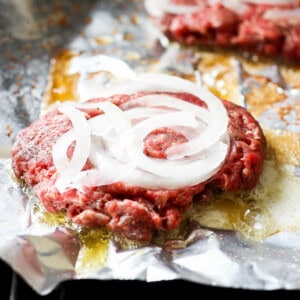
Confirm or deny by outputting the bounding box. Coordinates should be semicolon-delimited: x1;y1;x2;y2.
33;206;110;275
75;227;110;274
191;159;300;241
34;205;150;274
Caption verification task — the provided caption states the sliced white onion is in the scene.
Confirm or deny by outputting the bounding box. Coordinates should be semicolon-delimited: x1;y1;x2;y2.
54;106;91;193
96;74;227;160
93;81;156;98
69;54;136;102
145;0;296;20
97;101;131;134
53;65;229;191
144;0;202;17
71;169;106;190
121;94;210;123
242;0;296;5
263;8;300;25
129;139;229;188
132;110;199;147
220;0;249;15
69;54;136;79
52;129;75;173
76;73;110;103
123;107;176;121
88;114;110;136
88;136;136;184
145;0;249;18
136;74;228;159
127;106;228;180
86;102;135;158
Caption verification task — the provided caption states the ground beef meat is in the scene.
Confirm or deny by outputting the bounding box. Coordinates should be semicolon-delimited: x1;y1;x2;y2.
210;100;265;191
154;0;300;61
11;93;266;241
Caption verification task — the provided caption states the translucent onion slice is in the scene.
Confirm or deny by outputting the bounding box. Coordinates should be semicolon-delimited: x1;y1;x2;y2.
52;129;75;173
69;54;137;101
128;109;229;179
54;106;91;193
52;64;229;191
242;0;296;5
69;54;136;79
263;8;300;25
86;130;227;190
219;0;249;15
121;94;210;123
88;114;110;136
145;0;295;20
88;148;220;190
96;101;131;134
145;0;249;18
120;88;224;161
88;136;136;185
93;81;155;98
123;107;176;122
76;73;110;102
125;140;229;189
135;74;228;160
71;169;105;190
98;73;227;136
144;0;202;17
87;102;135;155
132;110;199;148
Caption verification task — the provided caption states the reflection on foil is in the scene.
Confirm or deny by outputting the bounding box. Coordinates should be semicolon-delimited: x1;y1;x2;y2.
0;0;42;40
27;230;79;271
247;65;287;89
152;43;201;75
259;94;300;133
16;228;80;294
172;235;240;287
0;160;30;246
1;0;300;295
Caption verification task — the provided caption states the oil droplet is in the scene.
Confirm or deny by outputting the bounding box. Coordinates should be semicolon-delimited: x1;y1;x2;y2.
76;228;110;275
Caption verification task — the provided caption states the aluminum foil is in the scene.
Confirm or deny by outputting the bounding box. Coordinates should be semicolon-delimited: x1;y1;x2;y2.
1;0;300;295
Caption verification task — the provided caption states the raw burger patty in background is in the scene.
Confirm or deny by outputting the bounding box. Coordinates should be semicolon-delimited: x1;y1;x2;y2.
11;93;266;241
152;0;300;61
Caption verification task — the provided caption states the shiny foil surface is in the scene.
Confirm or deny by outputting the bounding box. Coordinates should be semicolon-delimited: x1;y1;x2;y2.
1;0;300;294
